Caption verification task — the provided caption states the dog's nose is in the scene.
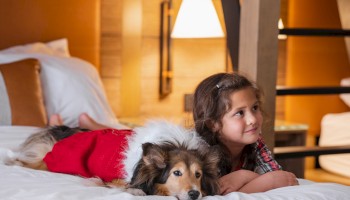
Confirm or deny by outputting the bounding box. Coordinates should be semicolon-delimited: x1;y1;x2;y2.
188;190;200;200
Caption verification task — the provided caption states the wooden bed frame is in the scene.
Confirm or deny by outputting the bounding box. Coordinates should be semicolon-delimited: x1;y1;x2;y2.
0;0;100;69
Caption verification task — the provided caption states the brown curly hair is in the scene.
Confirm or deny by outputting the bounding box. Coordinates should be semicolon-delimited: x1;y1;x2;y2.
192;72;263;175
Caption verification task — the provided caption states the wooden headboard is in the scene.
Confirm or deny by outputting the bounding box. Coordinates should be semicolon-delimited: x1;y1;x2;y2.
0;0;100;69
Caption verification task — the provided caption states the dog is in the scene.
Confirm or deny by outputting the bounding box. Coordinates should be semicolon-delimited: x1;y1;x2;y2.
5;121;220;200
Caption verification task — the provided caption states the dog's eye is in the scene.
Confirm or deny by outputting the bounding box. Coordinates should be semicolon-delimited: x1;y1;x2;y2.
195;172;201;178
173;170;182;176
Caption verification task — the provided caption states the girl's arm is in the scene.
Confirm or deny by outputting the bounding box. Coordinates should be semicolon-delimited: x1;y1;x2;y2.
219;170;298;195
237;170;299;193
219;170;259;195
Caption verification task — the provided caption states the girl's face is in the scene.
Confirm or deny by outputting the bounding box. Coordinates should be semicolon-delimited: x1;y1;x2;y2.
217;88;263;148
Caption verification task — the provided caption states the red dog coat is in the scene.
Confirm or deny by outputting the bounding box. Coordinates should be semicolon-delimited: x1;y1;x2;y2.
43;129;133;182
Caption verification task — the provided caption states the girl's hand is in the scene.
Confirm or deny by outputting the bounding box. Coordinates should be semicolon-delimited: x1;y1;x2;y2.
219;170;259;195
238;170;299;193
269;170;299;187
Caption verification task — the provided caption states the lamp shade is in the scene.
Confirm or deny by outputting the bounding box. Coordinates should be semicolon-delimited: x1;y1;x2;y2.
171;0;224;38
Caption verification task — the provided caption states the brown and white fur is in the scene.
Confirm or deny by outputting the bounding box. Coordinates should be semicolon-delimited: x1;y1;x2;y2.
5;121;220;200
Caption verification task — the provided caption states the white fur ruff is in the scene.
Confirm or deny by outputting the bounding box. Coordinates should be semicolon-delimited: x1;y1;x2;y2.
122;120;208;182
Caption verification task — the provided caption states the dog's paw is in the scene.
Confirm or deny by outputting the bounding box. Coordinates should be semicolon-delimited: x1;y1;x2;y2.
125;188;146;196
3;158;21;166
82;177;105;187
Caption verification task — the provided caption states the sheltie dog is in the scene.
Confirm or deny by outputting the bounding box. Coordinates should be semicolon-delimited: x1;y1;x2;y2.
5;121;220;200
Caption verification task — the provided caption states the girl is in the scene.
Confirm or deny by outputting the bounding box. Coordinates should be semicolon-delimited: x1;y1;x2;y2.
192;72;298;194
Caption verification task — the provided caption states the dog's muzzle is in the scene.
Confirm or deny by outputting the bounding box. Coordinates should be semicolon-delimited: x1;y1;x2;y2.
188;190;200;200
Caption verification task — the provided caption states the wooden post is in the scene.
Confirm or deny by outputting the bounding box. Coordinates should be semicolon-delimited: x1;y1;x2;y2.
221;0;240;71
238;0;280;150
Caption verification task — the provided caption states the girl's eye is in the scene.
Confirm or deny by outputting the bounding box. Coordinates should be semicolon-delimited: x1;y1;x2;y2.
234;110;244;116
252;105;260;112
173;170;182;176
195;172;201;178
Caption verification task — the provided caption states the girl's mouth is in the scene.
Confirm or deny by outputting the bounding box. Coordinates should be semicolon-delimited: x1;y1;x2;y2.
244;127;258;134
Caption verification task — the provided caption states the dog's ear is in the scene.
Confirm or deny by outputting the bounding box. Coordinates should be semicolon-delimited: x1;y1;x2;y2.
201;145;221;196
130;143;167;194
205;145;221;167
142;143;166;169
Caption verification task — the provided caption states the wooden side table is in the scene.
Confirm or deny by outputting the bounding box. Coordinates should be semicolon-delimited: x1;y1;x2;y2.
274;120;308;178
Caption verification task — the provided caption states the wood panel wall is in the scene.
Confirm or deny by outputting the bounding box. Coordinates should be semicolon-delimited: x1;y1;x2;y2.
100;0;122;117
100;0;226;123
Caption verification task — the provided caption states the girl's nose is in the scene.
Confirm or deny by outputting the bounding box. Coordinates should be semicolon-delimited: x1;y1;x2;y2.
246;112;257;126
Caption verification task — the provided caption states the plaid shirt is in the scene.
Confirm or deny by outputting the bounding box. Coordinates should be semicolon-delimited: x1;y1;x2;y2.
239;137;282;174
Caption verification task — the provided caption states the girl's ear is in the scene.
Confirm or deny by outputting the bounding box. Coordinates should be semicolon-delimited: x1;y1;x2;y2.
205;120;220;133
212;122;220;132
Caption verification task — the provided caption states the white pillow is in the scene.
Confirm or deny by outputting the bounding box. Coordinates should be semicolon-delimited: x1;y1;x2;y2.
0;38;70;57
339;77;350;107
45;39;70;57
319;112;350;178
0;53;124;129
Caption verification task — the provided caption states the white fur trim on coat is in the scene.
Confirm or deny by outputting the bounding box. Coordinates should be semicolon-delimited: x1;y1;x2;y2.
122;120;208;182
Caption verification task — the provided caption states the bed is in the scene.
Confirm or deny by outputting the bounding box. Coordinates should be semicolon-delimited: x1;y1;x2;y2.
1;1;350;200
1;139;350;200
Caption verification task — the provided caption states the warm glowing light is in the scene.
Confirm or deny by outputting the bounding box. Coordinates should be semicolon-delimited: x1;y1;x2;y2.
171;0;224;38
278;18;287;40
278;18;284;29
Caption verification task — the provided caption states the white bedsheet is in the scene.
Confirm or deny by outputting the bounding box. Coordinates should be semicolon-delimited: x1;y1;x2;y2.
1;126;350;200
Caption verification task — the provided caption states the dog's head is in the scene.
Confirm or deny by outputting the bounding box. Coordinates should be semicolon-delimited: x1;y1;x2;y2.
129;142;220;200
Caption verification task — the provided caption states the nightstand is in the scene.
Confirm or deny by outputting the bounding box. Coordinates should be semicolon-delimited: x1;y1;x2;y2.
274;120;308;178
